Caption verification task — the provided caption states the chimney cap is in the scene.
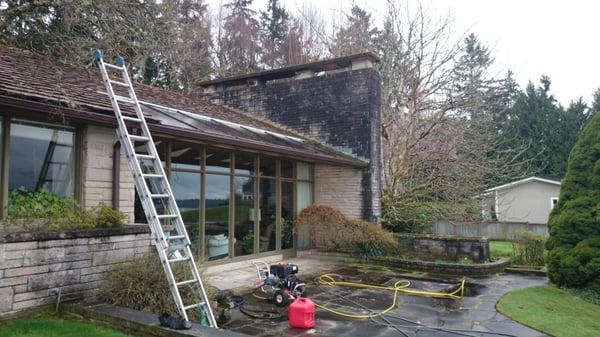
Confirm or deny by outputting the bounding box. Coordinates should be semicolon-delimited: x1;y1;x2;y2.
198;51;379;88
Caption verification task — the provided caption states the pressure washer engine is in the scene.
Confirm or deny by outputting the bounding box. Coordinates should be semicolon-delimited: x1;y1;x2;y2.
252;261;306;306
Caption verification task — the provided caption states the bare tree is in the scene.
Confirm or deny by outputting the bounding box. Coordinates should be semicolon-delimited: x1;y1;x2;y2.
376;1;530;231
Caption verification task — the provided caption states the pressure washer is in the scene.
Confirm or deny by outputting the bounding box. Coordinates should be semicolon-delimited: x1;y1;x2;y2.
251;261;307;306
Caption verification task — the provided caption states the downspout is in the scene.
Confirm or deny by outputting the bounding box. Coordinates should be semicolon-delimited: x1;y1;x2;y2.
113;141;121;210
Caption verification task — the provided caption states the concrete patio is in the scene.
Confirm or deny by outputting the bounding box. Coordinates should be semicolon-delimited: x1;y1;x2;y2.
217;262;549;337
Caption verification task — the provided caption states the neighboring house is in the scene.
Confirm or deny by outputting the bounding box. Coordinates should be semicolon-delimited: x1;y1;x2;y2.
482;177;561;225
0;45;381;262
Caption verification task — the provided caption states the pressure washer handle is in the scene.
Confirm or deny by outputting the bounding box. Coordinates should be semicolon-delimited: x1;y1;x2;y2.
251;260;271;280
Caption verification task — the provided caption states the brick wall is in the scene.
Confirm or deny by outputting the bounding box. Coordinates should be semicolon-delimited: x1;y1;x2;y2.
314;163;364;220
82;125;135;222
201;63;382;222
0;226;152;317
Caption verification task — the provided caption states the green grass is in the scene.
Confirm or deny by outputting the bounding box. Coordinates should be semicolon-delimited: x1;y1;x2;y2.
0;318;132;337
490;240;513;260
497;285;600;337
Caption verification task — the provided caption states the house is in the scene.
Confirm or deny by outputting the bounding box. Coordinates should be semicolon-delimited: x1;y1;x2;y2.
0;45;381;262
482;176;561;225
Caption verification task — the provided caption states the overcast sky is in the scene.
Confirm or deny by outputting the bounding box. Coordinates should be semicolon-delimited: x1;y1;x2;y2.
208;0;599;106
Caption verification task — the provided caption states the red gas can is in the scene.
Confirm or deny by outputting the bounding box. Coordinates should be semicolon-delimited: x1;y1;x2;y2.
289;297;315;329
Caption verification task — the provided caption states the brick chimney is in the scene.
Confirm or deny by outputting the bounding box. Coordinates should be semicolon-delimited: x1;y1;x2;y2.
198;53;382;222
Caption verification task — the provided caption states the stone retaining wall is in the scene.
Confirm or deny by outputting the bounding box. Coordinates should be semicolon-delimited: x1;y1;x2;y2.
0;226;152;318
374;257;509;276
397;234;490;263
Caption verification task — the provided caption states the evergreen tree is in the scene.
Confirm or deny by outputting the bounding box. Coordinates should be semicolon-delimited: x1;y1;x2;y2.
259;0;290;68
547;110;600;290
452;33;495;119
0;0;212;92
218;0;261;76
592;87;600;113
331;6;377;56
502;77;589;178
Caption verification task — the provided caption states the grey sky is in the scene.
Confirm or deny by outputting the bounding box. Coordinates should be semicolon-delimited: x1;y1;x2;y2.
209;0;599;106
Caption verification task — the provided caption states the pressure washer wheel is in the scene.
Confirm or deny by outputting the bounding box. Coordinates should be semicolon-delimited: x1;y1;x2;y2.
273;289;289;307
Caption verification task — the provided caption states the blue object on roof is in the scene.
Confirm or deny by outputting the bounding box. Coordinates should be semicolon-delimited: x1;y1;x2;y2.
93;49;103;62
115;56;125;67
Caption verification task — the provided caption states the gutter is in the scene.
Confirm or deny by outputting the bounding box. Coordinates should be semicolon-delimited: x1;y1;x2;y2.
0;95;368;168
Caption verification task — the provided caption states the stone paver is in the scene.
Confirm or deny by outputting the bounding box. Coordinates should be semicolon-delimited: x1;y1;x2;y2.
219;262;548;337
205;257;347;291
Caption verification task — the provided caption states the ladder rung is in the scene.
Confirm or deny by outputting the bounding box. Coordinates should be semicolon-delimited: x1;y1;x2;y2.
168;256;190;264
157;214;177;219
151;193;169;198
122;116;142;122
110;79;130;87
167;235;186;240
184;302;205;311
176;279;197;287
143;173;163;179
104;63;124;71
136;154;155;160
129;135;149;142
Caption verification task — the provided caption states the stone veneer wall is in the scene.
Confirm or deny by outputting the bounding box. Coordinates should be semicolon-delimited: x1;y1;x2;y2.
82;125;135;223
0;226;152;318
397;234;490;263
313;163;364;220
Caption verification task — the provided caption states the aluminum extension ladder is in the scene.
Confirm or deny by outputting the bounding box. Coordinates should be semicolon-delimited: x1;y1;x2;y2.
93;50;217;328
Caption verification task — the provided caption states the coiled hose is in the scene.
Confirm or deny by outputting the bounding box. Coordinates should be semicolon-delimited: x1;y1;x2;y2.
313;273;465;319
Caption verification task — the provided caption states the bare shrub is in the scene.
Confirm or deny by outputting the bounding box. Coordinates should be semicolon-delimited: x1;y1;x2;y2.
102;253;217;321
512;231;546;266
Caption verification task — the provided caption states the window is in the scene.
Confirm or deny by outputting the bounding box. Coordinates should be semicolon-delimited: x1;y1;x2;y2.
206;148;230;173
281;181;294;249
259;178;277;252
133;140;314;260
9;120;75;197
551;197;559;209
205;174;230;260
234;176;255;256
171;171;201;253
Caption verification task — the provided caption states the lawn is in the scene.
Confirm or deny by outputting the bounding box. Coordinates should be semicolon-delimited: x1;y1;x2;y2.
0;318;132;337
497;285;600;337
490;240;513;260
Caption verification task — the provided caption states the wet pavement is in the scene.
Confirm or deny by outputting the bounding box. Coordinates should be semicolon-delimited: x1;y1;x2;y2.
219;265;548;337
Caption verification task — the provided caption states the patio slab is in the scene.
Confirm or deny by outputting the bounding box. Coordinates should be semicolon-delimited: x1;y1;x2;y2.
219;263;549;337
205;257;347;291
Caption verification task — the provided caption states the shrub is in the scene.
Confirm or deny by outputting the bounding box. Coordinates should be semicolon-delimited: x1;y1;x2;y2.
547;111;600;290
8;187;76;220
294;205;398;258
102;253;217;320
6;188;126;231
92;202;126;228
511;231;546;266
293;205;347;250
344;221;398;259
382;199;480;233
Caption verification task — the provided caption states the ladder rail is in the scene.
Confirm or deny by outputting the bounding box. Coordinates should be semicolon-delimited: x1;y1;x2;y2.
94;53;217;327
119;65;193;248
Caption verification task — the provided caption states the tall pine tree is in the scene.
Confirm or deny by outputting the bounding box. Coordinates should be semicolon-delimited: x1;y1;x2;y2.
259;0;290;68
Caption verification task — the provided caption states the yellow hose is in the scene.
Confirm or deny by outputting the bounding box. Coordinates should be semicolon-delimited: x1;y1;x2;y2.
251;273;466;320
312;273;465;319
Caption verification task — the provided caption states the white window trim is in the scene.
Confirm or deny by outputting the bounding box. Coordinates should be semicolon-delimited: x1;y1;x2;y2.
550;197;559;209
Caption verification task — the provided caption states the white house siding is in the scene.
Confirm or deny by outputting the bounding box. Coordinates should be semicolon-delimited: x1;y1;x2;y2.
495;181;560;224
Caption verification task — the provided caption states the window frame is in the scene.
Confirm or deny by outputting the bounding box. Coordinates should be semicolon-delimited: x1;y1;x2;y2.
138;137;314;264
0;112;82;219
550;197;559;210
